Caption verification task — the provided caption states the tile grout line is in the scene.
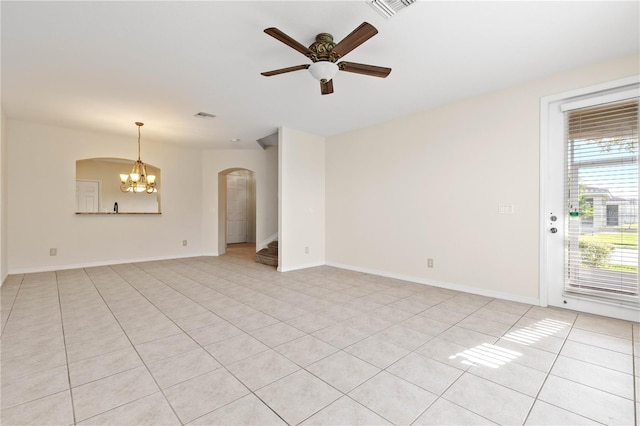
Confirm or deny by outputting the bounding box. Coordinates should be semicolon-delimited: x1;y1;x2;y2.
210;262;517;425
0;274;25;336
406;301;530;425
410;397;497;426
138;259;382;353
132;259;433;425
301;295;505;424
109;262;293;425
128;260;348;425
141;259;322;320
80;266;184;424
165;257;398;315
542;347;637;400
518;311;620;425
322;293;520;424
0;275;69;417
62;256;493;426
557;344;636;373
54;271;78;426
519;304;572;425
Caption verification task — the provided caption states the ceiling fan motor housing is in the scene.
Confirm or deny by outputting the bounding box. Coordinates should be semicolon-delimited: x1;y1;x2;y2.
309;33;338;62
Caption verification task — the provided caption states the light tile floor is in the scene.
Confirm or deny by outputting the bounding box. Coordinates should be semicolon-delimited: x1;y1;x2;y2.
1;248;639;425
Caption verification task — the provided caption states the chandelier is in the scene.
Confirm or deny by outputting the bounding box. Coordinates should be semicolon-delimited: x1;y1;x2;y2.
119;122;157;194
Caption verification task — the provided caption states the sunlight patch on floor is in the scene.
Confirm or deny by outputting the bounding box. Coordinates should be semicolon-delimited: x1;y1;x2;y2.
450;343;522;368
449;318;571;369
502;318;570;346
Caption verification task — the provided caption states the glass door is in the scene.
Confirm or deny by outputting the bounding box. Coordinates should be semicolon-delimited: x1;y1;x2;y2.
564;99;639;303
542;82;640;321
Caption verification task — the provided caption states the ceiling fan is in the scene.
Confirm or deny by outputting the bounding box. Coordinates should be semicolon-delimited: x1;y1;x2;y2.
261;22;392;95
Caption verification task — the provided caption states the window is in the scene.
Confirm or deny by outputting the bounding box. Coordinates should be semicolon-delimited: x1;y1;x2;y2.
565;99;639;301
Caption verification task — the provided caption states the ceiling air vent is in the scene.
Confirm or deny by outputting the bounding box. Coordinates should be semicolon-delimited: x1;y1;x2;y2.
369;0;416;19
194;112;216;119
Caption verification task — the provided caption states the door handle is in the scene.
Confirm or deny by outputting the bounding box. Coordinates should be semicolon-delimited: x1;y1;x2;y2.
550;227;558;234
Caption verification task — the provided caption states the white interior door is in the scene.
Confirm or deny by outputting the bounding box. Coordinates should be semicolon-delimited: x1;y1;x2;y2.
541;79;639;321
226;173;248;244
76;180;100;213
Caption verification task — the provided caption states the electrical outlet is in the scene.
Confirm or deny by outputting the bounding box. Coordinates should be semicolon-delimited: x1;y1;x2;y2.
305;246;309;254
427;258;433;268
50;248;57;256
182;240;187;246
498;204;515;214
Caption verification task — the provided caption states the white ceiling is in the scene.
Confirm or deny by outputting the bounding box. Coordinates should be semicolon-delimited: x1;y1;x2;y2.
2;1;638;150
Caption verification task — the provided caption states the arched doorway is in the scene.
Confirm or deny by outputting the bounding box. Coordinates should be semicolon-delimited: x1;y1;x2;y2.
218;168;256;256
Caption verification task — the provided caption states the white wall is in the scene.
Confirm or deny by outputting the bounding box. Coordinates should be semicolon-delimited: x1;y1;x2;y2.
7;120;203;272
0;110;8;283
326;54;640;304
262;145;279;246
279;126;325;271
201;147;278;255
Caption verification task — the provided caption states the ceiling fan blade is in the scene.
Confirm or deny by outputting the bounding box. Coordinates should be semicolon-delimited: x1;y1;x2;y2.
338;61;391;78
264;28;313;58
261;64;310;77
320;79;334;95
332;22;378;59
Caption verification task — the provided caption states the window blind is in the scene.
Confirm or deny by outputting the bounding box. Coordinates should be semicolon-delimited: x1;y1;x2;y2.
565;99;639;301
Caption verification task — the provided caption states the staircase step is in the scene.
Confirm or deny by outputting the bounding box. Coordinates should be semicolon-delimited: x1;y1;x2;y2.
256;248;278;267
267;240;278;255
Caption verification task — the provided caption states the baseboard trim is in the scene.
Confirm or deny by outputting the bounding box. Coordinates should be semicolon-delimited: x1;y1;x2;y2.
278;261;325;272
8;254;540;307
325;261;541;306
8;253;209;275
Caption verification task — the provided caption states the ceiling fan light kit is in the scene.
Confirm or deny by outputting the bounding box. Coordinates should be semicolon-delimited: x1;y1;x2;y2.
308;61;338;82
261;22;392;95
